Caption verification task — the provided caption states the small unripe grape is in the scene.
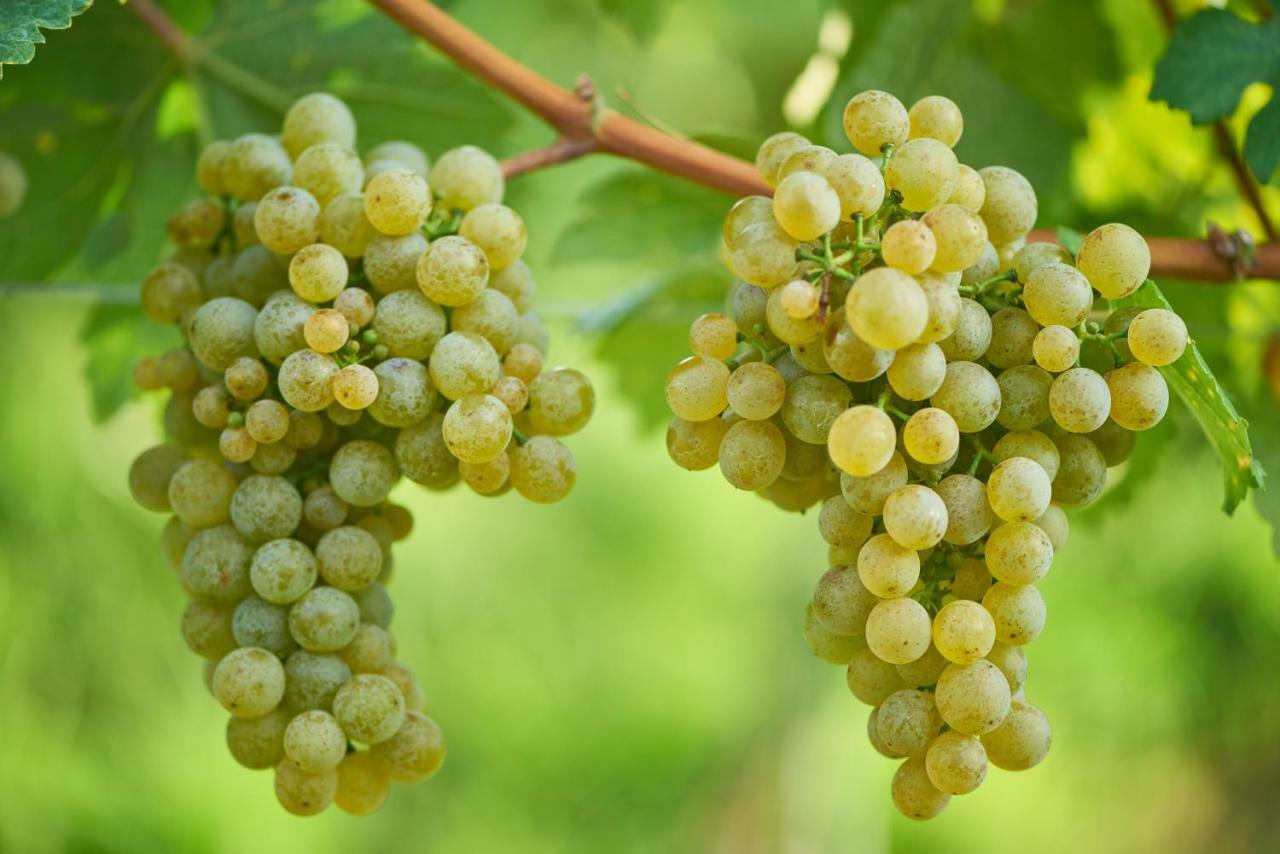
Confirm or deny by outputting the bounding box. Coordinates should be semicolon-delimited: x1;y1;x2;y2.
828;404;896;476
885;138;959;211
881;220;937;274
843;90;909;156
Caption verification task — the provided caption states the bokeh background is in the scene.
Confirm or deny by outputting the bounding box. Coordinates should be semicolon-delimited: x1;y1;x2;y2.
2;0;1280;852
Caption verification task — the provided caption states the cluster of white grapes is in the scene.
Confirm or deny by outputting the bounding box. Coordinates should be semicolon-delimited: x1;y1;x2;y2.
665;89;1190;819
127;92;593;815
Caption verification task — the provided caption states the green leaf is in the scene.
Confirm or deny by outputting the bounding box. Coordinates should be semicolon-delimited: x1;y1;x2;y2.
1056;225;1084;257
1244;93;1280;183
79;302;181;423
1250;402;1280;555
0;0;90;78
1114;281;1266;513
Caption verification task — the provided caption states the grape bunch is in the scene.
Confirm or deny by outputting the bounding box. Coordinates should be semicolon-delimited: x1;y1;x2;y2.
127;91;592;815
666;90;1189;819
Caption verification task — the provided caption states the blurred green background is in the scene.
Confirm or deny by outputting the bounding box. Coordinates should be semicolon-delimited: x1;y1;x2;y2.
2;0;1280;852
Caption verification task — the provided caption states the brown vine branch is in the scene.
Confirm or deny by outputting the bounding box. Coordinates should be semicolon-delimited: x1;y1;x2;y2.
501;137;599;180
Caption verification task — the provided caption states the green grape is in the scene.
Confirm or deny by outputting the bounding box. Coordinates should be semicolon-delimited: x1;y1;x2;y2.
490;260;537;313
992;430;1059;480
189;297;260;372
934;659;1010;736
222;357;267;401
219;427;257;464
856;533;920;598
819;153;886;219
818;496;873;549
949;167;987;215
181;598;237;660
244;400;289;444
277;349;337;413
777;146;838;182
908;95;964;147
1106;362;1169;431
364;168;431;236
995;364;1052;431
202;256;238;302
129;444;189;512
330;440;398;507
365;140;429;177
802;603;864;664
229;475;302;544
938;298;992;361
213;647;286;718
255;187;322;254
987;521;1054;586
232;596;296;658
489;374;529;415
842;90;909;157
930;361;1001;433
1022;262;1093;328
1076;223;1150;299
812;563;877;635
925;731;988;795
729;220;799;288
224;133;292;202
840;450;907;515
274;758;338;817
140;262;203;327
334;751;391;816
934;474;992;545
778;280;820;320
167;198;226;249
724;362;784;421
460;453;511;495
251;539;317;604
293;142;362;207
194;140;231;195
1127;308;1188;367
755;132;810;186
169;459;236;528
315;526;383;591
977;166;1037;245
284;709;347;773
430;145;504;210
765;285;823;344
981;582;1046;645
395;414;459;488
282;92;355;158
352;584;394;631
333;287;375;329
877;689;943;757
1032;325;1080;373
417;235;490;307
366;358;435;428
895;642;949;688
528;369;594;435
510;436;576;503
847;267;928;350
320;192;377;258
229;244;288;307
1034;503;1070;552
666;356;730;422
371;289;446;360
157;348;200;392
891;755;951;821
882;485;948;550
789;339;831;375
254;291;313;365
303;308;350;354
847;646;908;705
866;597;932;665
341;624;393;674
429;330;501;401
285;650;353;712
1088;418;1136;467
981;702;1051;770
884;138;959;211
364;232;429;294
232;201;260;247
1011;241;1072;282
950;558;992;602
666;416;729;471
986;641;1028;693
288;243;348;303
887;343;946;401
443;394;512;464
333;674;405;745
921;204;988;272
986;307;1038;369
290;587;360;653
451;288;519;355
828;405;896;476
881;220;937;275
772;171;841;241
160;517;194;571
370;711;446;782
1049;367;1110;433
1052;434;1107;506
718;419;786;490
987;457;1052;523
226;708;289;770
824;316;893;382
333;364;379;410
723;196;776;246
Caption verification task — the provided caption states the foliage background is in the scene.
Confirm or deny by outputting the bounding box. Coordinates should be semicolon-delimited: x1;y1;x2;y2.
1;0;1279;851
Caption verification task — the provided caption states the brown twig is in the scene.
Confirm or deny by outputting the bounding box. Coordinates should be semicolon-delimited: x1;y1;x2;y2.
501;138;600;179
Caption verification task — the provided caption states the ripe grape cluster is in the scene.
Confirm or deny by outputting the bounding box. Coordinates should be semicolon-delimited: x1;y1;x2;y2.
128;92;592;815
666;90;1189;819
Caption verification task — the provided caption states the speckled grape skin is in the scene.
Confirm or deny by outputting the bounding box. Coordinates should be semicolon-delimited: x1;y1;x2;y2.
925;730;988;795
987;457;1053;522
371;289;446;360
226;708;290;769
213;647;286;718
284;710;348;772
429;331;502;401
846;646;908;705
333;674;405;745
1076;222;1150;299
315;526;383;591
282;93;355;158
812;564;878;635
903;407;960;466
527;369;594;436
292;143;362;207
802;603;864;664
367;358;435;428
180;525;254;602
288;243;347;303
364;168;431;236
340;624;393;674
255;187;321;254
320;192;377;259
817;496;873;548
273;758;338;816
1049;367;1111;433
882;485;948;550
855;533;920;599
231;596;296;657
891;755;951;820
931;600;996;665
289;587;360;653
1106;362;1169;431
416;235;490;307
930;361;1001;433
1127;309;1187;366
921;203;987;272
224;133;293;202
1052;434;1106;506
370;711;446;782
229;475;302;544
717;419;786;491
251;539;317;604
253;292;313;365
431;145;504;211
843;90;909;156
285;650;353;712
141;263;202;324
877;689;943;757
932;474;992;546
277;349;337;413
995;364;1052;431
394;414;459;488
666;417;729;471
361;232;427;294
866;597;932;665
459;203;528;270
451;288;519;355
190;297;260;372
729;221;798;288
820;153;885;219
938;298;992;361
981;582;1046;645
934;659;1011;736
894;643;949;688
182;598;237;660
986;307;1038;369
885;138;959;211
977;166;1037;245
329;440;398;507
982;701;1052;770
987;522;1054;585
510;435;576;503
1023;262;1093;327
839;451;907;515
442;394;513;464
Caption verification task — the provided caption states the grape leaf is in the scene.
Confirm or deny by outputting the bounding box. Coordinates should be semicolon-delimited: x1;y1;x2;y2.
0;0;90;78
1113;280;1266;513
1149;7;1280;181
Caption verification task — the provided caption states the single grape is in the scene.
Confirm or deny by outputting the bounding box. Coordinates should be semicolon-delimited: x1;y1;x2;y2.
818;496;874;549
982;702;1052;770
372;289;446;360
802;603;864;665
282;92;355;158
908;95;963;147
828;405;896;476
843;90;909;156
865;597;932;665
824;316;894;382
846;267;928;350
925;731;988;795
921;204;988;272
213;647;286;718
1023;262;1093;328
996;364;1052;432
443;394;513;464
278;349;338;413
888;343;947;401
947;164;986;212
430;145;504;210
934;659;1010;735
977;166;1037;245
510;436;576;503
891;755;951;820
986;307;1039;369
882;485;948;550
255;186;322;254
330;440;398;506
729;220;799;288
840;451;908;515
718;419;786;490
877;689;943;757
1076;222;1150;299
1126;308;1187;366
934;474;993;545
772;171;841;241
334;751;391;816
847;646;909;706
364;168;431;236
881;220;937;274
417;235;490;307
274;758;338;817
666;356;730;422
666;417;729;471
856;533;921;598
938;298;992;361
981;582;1046;645
930;361;1001;433
819;153;886;219
1049;367;1111;433
885;138;959;211
226;708;290;770
1106;362;1169;431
